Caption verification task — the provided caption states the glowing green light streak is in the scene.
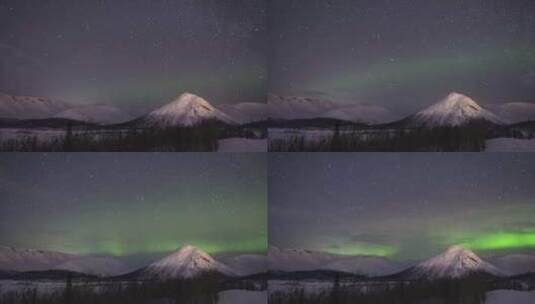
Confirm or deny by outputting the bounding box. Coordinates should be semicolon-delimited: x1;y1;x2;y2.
460;232;535;251
323;244;397;257
310;47;535;93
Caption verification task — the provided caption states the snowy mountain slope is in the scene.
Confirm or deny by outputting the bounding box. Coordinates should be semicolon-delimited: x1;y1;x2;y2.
141;93;236;127
487;102;535;123
489;254;535;276
322;104;398;124
217;253;267;276
54;256;131;276
0;92;71;119
410;245;502;279
268;95;398;124
144;245;236;279
268;247;338;272
0;246;131;276
410;92;505;127
54;104;133;125
268;95;339;120
217;102;267;124
268;247;402;276
0;246;74;271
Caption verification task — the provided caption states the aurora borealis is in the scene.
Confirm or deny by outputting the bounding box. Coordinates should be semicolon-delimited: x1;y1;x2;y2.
269;0;535;114
0;0;267;111
0;153;267;258
269;153;535;260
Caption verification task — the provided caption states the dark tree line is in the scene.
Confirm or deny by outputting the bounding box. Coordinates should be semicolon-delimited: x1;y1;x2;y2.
269;276;491;304
270;123;488;152
0;119;268;151
0;271;265;304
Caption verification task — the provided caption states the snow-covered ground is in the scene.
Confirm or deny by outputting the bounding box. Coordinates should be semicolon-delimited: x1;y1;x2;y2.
0;128;65;143
485;138;535;152
485;289;535;304
0;280;66;295
0;280;128;295
218;290;266;304
217;138;267;152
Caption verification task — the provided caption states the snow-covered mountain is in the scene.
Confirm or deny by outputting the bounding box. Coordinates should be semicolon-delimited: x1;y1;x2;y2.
0;246;129;276
268;95;339;120
217;253;267;276
54;256;131;276
0;246;74;272
54;104;133;125
410;245;502;279
143;245;236;279
409;92;505;127
141;93;236;127
322;104;398;124
268;246;338;272
487;102;535;123
268;246;402;276
217;102;267;124
0;92;71;119
489;254;535;276
268;95;397;124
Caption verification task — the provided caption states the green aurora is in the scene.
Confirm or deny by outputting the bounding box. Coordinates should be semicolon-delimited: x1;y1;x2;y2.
308;47;535;97
0;153;267;257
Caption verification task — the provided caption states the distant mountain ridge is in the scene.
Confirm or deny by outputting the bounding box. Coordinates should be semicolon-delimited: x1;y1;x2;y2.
269;92;535;127
268;246;405;276
0;245;266;280
269;245;535;279
0;91;266;126
0;246;130;276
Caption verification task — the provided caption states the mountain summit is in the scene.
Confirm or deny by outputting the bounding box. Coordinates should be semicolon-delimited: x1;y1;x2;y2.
143;245;235;279
142;93;235;127
411;92;504;127
411;245;502;279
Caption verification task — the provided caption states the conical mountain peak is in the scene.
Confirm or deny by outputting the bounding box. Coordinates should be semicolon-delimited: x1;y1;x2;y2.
411;92;504;127
144;245;235;279
412;244;502;279
142;92;235;127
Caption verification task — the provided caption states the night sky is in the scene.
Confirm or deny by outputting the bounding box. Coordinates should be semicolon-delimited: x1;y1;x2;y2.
0;0;267;112
269;153;535;260
269;0;535;115
0;153;266;257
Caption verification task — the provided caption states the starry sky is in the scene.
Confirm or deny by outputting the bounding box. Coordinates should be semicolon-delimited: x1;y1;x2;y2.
269;0;535;115
0;0;267;112
269;153;535;260
0;153;266;258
